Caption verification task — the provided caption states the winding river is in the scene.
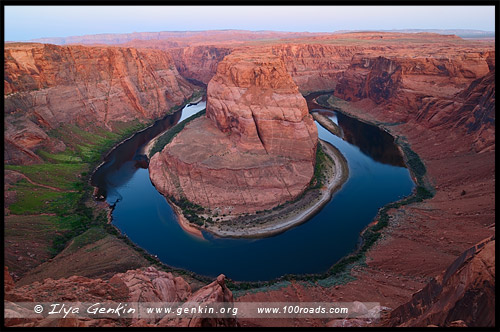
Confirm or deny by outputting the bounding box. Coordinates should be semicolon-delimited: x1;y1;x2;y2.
91;95;415;282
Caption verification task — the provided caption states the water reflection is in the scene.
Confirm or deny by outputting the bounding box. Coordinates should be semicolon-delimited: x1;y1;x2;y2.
316;109;405;167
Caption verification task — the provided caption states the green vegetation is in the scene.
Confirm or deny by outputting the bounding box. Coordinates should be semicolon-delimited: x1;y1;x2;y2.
5;163;85;190
5;92;217;283
309;143;332;189
170;196;208;226
8;180;64;214
6;118;152;257
149;109;206;157
38;150;83;163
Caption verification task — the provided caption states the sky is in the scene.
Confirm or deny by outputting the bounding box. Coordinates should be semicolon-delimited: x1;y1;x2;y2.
4;5;496;41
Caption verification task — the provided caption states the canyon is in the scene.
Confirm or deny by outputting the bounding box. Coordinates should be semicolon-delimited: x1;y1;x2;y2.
4;30;495;328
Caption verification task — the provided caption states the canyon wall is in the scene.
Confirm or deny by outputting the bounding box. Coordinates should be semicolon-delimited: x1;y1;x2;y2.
334;51;494;151
383;236;495;327
149;50;318;215
117;32;479;96
166;44;385;93
167;46;233;84
335;52;492;104
270;44;386;93
4;43;194;164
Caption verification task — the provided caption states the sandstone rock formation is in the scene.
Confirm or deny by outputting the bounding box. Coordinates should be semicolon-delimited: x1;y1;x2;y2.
4;266;237;328
158;274;237;327
270;44;385;93
149;51;318;215
167;46;233;85
123;32;482;95
383;236;495;327
4;43;194;164
334;52;494;151
335;52;491;104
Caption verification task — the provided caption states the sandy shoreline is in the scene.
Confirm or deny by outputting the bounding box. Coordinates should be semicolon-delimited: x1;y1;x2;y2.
175;138;349;239
169;200;205;238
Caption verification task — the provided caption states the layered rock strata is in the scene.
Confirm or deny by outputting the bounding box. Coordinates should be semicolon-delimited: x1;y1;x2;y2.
334;52;494;151
167;46;234;84
383;236;495;327
4;43;194;164
149;51;318;215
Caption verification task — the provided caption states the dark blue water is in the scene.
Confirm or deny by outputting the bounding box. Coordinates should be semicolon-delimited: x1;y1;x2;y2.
92;96;415;282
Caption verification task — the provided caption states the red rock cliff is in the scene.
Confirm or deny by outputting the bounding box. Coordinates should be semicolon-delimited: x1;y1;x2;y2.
270;44;386;93
149;50;318;215
383;236;495;327
334;52;494;151
4;43;194;164
335;52;491;110
167;46;232;85
206;51;317;160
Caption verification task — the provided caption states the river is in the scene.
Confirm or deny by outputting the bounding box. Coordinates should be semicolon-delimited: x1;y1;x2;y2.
91;95;415;281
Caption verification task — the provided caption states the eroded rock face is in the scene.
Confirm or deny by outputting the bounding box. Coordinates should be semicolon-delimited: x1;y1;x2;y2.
168;46;233;84
111;267;191;303
4;266;237;328
335;52;492;111
334;53;494;152
383;237;495;327
206;51;317;160
159;274;237;327
270;44;387;93
149;51;318;215
454;69;495;152
4;43;194;164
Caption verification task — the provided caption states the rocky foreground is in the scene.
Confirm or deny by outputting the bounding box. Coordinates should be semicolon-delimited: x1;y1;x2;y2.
149;50;318;216
4;266;237;327
4;236;494;327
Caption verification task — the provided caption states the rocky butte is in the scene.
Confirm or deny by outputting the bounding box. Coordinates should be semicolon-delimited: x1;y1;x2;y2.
149;50;318;218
